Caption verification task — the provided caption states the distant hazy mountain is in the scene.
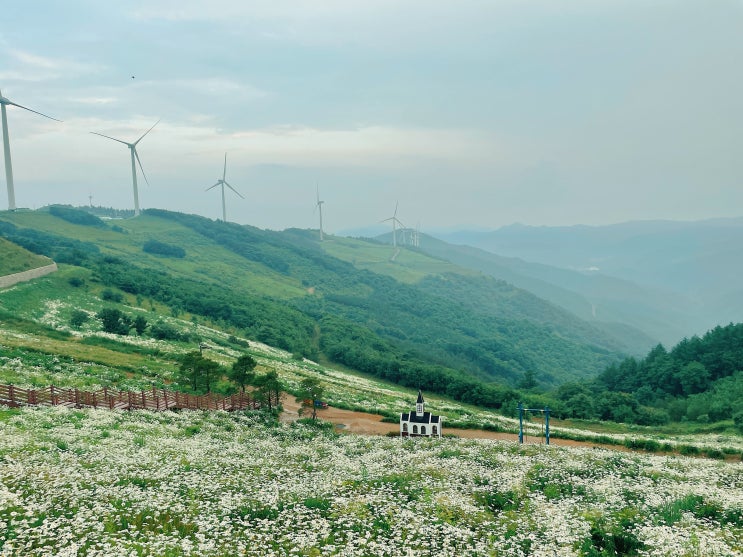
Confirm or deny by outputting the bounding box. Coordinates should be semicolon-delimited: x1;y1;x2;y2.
432;218;743;344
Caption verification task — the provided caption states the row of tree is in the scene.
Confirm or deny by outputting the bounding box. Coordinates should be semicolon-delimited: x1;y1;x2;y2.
178;352;326;421
540;323;743;427
176;351;283;409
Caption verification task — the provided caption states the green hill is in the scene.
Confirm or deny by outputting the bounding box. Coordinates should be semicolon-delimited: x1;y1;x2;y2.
0;207;628;410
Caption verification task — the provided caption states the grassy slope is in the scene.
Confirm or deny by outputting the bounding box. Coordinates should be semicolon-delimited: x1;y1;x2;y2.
2;212;306;300
0;237;52;275
321;235;480;284
0;209;630;392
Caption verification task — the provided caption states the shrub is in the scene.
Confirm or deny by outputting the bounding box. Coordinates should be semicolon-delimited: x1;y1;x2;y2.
69;309;89;329
143;239;186;258
97;308;132;335
733;411;743;433
150;321;185;341
101;289;123;303
68;277;85;288
133;315;148;335
48;205;105;227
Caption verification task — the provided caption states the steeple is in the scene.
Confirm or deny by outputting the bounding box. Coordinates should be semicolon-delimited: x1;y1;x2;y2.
416;389;424;416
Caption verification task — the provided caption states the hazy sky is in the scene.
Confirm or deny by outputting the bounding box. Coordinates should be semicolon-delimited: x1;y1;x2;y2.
1;1;742;232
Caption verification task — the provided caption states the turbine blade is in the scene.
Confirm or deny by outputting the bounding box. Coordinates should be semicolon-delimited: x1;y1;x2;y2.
223;181;244;199
206;182;221;191
134;119;160;145
4;99;62;122
134;148;150;185
394;202;398;218
222;153;228;182
90;131;131;146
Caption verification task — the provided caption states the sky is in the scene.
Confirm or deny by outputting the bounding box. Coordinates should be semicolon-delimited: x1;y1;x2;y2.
1;0;742;233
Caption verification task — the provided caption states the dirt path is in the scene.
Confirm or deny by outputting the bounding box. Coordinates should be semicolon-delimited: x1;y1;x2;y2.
280;395;625;451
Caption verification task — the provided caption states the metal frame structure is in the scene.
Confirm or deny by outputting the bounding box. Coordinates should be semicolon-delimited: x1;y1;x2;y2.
517;403;550;445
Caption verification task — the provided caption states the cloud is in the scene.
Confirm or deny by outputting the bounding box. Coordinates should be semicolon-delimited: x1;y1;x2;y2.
1;49;104;83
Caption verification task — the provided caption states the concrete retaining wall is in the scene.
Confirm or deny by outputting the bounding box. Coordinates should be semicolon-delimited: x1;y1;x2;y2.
0;263;58;289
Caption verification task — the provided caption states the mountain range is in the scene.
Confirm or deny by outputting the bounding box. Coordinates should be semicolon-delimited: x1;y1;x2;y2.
412;218;743;348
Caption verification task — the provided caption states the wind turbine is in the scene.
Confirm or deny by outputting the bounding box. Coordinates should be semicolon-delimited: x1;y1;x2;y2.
381;202;406;248
314;184;325;241
91;120;159;217
1;89;61;211
205;153;243;222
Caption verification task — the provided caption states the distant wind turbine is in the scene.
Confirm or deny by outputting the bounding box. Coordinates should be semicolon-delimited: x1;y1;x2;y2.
205;153;243;222
314;184;325;241
91;120;159;217
1;89;61;211
381;202;406;248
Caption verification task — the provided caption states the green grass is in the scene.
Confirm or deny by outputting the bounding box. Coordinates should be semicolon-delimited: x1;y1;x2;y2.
0;237;53;275
2;212;307;300
321;236;479;284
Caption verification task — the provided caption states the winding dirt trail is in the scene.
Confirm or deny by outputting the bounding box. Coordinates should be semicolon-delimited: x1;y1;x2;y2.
280;395;626;451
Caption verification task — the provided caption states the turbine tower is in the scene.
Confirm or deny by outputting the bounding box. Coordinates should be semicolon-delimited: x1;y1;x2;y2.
314;184;325;241
91;120;159;217
381;202;405;248
1;89;61;211
205;153;243;222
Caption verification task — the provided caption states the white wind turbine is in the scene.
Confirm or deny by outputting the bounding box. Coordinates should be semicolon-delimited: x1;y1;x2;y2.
381;202;406;248
205;153;243;222
1;89;61;211
91;120;159;217
314;184;325;241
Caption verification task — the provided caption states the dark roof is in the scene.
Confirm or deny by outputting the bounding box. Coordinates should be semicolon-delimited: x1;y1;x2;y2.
400;411;440;424
417;390;424;404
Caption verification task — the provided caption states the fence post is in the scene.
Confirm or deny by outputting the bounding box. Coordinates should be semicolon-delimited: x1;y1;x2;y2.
9;384;15;406
518;403;524;444
545;407;550;446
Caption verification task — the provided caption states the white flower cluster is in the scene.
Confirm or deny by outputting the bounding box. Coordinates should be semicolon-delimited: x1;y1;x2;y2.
0;406;740;556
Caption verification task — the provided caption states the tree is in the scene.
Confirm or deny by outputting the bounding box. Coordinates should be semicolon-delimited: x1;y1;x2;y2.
229;354;257;392
178;351;224;393
255;371;282;411
519;369;538;390
96;308;132;335
676;361;710;396
296;377;325;421
133;315;148;335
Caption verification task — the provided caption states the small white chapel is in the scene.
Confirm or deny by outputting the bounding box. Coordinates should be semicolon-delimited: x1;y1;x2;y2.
400;390;442;438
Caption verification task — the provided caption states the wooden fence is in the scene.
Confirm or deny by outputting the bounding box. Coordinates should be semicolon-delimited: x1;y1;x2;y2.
0;384;276;412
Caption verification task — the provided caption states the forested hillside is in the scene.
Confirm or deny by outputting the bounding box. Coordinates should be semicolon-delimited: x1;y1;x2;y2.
546;322;743;429
0;207;628;412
